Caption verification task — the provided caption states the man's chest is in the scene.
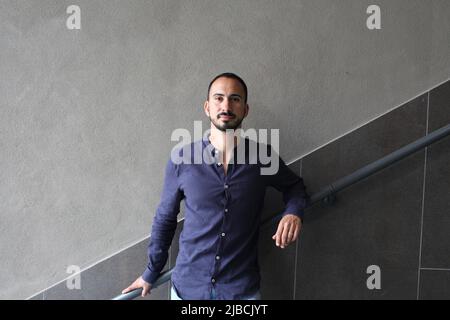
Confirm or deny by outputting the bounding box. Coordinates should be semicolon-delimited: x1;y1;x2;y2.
179;163;266;202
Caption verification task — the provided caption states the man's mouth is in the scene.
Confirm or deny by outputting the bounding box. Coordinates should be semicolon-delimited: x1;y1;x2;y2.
220;115;235;120
218;113;236;120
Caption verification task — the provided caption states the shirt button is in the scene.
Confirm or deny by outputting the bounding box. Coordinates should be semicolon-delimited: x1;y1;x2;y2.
221;233;226;237
216;256;221;260
224;184;229;189
211;278;216;283
224;208;228;213
217;162;222;167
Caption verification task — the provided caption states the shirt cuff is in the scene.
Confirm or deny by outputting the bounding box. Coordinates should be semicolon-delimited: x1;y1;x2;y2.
142;268;160;285
282;209;304;220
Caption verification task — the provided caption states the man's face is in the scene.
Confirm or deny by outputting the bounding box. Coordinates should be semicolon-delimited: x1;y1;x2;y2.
204;77;249;132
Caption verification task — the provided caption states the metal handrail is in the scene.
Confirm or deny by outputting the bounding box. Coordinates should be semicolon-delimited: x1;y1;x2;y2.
113;269;172;300
261;123;450;226
113;123;450;300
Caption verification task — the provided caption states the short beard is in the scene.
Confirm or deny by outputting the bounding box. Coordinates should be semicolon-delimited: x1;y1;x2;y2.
210;115;244;132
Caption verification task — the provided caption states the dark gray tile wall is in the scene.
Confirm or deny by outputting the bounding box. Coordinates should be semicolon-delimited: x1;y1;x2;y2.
295;94;427;299
421;82;450;268
28;80;450;300
419;270;450;299
419;80;450;298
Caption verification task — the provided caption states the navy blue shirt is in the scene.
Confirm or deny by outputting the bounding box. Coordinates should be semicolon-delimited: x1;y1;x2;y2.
142;136;309;299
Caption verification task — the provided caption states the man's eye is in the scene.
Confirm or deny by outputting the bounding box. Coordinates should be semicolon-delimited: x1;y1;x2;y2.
215;97;223;101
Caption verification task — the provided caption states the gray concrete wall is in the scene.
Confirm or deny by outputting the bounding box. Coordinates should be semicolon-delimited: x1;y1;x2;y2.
1;0;449;299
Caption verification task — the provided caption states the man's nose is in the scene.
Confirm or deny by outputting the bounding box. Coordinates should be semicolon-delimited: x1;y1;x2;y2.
223;97;231;108
221;97;233;111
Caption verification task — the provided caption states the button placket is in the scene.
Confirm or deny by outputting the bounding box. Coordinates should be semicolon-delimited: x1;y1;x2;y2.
212;182;229;280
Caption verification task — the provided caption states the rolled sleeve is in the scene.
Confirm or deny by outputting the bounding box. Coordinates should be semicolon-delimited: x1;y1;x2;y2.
268;148;309;219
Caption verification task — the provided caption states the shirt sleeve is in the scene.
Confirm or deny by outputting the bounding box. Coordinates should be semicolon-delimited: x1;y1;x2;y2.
142;158;184;285
267;146;310;219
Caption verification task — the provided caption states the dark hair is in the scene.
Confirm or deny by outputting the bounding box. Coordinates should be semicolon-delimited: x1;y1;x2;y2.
207;72;248;103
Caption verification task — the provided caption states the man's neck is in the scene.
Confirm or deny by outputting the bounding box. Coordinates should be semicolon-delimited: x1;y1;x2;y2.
208;126;242;158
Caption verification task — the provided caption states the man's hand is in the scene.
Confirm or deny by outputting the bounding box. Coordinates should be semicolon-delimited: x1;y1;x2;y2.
272;214;302;249
122;276;152;297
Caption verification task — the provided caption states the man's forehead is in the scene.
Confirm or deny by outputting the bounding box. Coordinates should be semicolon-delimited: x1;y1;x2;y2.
210;78;245;94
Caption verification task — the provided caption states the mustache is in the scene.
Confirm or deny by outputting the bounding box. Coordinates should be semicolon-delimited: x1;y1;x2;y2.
217;111;236;118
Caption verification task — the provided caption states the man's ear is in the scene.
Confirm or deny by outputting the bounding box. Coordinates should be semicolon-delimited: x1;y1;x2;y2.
203;100;210;117
244;104;249;118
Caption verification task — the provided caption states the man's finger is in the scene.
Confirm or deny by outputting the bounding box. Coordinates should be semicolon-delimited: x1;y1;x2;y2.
122;286;133;294
281;222;290;248
286;226;294;245
272;234;278;244
292;224;300;242
274;222;283;246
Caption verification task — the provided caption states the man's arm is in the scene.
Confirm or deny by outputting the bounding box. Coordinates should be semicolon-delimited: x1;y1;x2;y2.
142;158;184;284
122;157;183;296
267;146;309;249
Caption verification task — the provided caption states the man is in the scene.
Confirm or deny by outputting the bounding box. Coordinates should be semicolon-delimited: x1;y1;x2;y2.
122;73;309;300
